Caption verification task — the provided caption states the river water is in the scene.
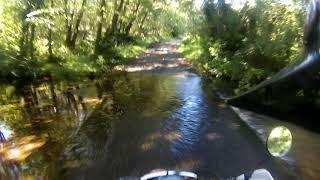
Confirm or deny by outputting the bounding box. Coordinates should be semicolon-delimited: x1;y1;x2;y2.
0;71;298;179
0;41;316;179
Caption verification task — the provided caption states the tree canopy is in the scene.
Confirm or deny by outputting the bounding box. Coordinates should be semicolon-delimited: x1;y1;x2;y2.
0;0;197;81
0;0;310;93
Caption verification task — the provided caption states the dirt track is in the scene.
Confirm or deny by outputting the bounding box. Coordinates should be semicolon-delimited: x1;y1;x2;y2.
115;40;192;73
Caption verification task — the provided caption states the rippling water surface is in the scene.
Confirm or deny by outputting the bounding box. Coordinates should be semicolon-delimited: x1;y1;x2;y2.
0;71;299;179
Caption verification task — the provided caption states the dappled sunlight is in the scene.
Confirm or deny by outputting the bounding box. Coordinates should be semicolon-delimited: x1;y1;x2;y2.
152;47;175;55
83;97;103;106
115;62;187;72
0;0;315;175
0;135;46;161
206;132;221;141
164;131;181;142
0;80;118;177
125;63;181;72
114;40;190;73
141;141;156;151
140;132;161;151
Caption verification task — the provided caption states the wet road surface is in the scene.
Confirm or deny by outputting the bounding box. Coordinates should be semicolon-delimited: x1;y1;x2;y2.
63;41;295;179
0;41;296;179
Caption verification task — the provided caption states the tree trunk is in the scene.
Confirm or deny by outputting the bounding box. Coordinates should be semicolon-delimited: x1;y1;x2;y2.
29;24;36;60
106;0;125;39
19;22;30;59
64;0;74;48
64;0;87;50
95;0;106;54
70;0;87;48
19;2;38;60
48;0;54;60
19;3;32;59
48;28;53;59
124;0;141;35
139;12;148;36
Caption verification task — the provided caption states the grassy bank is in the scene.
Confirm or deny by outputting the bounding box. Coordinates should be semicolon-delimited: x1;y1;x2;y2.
178;36;204;71
0;39;156;83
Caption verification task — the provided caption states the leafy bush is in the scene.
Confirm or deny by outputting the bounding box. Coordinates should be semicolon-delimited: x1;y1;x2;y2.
181;0;306;93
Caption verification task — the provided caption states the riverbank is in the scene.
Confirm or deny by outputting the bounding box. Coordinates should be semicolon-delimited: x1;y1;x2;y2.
178;39;320;180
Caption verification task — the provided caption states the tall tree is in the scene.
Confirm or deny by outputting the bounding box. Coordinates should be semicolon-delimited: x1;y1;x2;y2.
48;0;54;60
105;0;125;40
64;0;87;49
124;0;142;35
19;0;45;61
95;0;107;54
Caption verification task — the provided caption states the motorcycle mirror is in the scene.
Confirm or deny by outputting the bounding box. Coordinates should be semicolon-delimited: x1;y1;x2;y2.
267;126;292;157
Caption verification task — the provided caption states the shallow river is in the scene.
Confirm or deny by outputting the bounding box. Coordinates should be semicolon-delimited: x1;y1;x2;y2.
0;41;318;179
0;71;298;179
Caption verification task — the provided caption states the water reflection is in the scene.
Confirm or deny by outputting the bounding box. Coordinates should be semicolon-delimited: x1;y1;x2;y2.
0;79;118;178
0;135;46;161
0;72;300;179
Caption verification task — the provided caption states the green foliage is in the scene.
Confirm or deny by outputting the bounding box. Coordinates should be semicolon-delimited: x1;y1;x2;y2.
116;41;149;59
182;0;306;93
0;0;195;81
179;35;203;61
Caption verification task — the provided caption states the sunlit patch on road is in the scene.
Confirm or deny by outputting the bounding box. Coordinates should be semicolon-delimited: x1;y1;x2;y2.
114;41;191;73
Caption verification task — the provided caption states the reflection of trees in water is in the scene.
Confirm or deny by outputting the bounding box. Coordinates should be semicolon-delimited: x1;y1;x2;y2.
62;94;122;174
19;82;91;130
65;87;79;116
63;110;116;168
0;80;112;178
0;73;175;178
95;81;104;99
61;75;141;172
60;74;183;178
